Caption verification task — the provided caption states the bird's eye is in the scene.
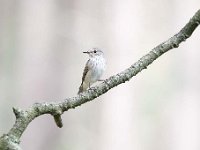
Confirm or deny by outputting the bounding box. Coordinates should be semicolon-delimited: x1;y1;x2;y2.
94;50;97;53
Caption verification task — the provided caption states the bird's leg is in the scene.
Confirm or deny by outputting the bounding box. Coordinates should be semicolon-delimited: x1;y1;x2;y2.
89;82;91;88
88;82;96;90
88;82;94;90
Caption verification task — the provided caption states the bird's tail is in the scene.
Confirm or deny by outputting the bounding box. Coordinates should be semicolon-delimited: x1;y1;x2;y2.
78;82;88;94
78;84;84;94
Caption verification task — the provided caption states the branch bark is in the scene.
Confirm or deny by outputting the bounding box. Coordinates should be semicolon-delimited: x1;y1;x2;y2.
1;9;200;150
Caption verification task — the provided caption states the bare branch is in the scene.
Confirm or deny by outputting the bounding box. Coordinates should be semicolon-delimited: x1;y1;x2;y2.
0;9;200;150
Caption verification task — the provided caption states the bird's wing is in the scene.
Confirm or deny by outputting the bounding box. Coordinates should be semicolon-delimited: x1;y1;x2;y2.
81;59;90;84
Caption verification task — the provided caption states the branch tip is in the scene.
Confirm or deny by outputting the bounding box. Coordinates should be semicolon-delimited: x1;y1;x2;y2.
53;114;63;128
12;107;23;118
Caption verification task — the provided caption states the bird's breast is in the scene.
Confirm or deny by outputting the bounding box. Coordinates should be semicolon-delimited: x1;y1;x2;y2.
88;56;106;82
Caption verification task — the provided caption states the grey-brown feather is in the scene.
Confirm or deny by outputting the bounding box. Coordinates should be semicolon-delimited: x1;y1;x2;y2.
78;60;89;93
78;48;106;94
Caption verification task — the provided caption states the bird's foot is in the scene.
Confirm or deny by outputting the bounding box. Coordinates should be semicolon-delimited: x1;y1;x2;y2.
88;87;97;91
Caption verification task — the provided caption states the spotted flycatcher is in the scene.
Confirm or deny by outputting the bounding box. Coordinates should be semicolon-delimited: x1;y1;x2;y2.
78;48;106;94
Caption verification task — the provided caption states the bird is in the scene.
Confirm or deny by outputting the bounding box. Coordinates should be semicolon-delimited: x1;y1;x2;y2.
78;48;106;94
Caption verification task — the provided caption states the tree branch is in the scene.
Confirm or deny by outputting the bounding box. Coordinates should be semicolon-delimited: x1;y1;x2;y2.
1;9;200;150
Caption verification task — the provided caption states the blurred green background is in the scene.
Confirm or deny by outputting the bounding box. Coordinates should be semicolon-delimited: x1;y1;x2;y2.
0;0;200;150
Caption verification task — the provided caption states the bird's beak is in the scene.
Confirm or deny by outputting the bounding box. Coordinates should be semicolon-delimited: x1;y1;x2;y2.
83;51;89;54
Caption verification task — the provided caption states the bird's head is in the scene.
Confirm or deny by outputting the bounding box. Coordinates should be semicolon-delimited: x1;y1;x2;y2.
83;48;104;57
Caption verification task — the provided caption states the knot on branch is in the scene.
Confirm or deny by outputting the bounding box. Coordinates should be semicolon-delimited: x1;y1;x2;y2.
12;107;25;119
53;114;63;128
52;109;63;128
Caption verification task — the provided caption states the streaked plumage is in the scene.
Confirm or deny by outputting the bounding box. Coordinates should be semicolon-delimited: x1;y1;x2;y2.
78;48;106;94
